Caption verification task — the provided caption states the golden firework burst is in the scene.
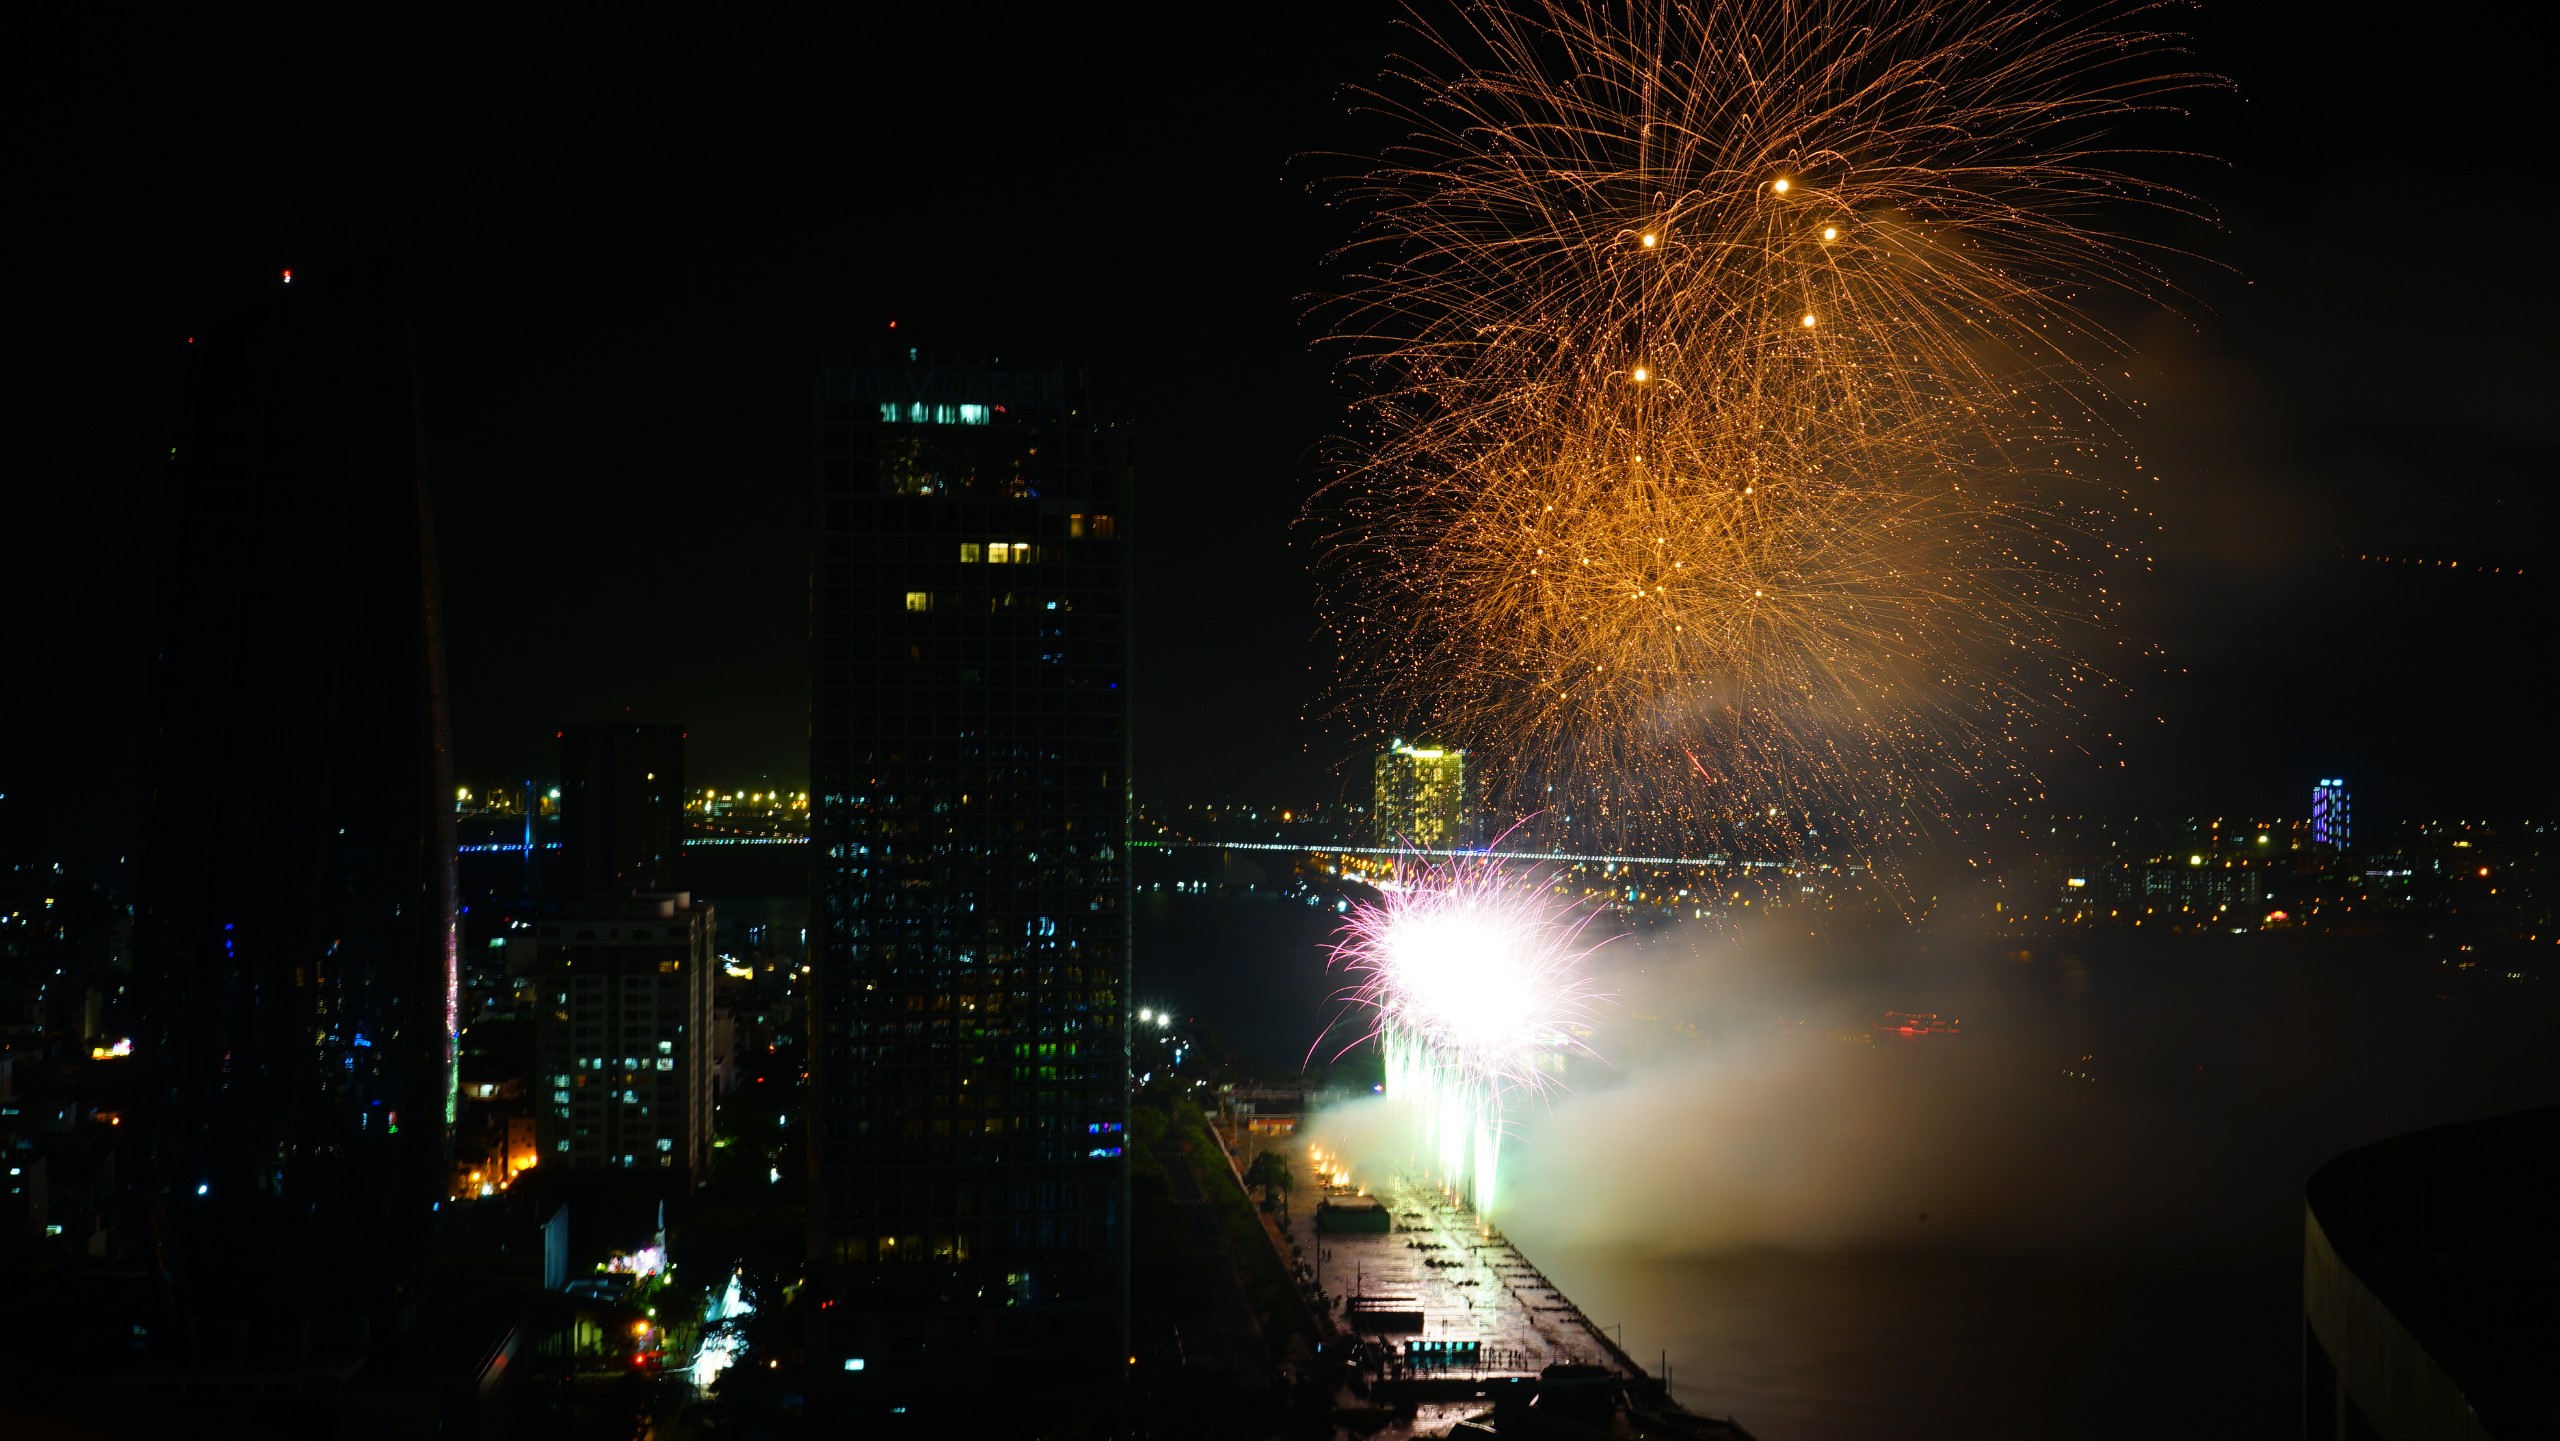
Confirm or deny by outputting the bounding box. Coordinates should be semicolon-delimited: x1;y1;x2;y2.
1313;0;2219;862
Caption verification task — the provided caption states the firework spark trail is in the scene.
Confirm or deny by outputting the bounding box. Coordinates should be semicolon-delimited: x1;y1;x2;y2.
1313;0;2218;862
1326;858;1607;1214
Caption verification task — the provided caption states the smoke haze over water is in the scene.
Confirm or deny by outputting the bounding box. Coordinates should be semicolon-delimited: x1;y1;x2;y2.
1161;888;2559;1435
1472;916;2560;1437
1493;917;2560;1261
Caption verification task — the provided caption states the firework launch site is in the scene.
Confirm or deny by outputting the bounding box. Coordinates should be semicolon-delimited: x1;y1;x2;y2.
1137;836;1752;1439
1312;1167;1746;1438
1185;1093;1753;1440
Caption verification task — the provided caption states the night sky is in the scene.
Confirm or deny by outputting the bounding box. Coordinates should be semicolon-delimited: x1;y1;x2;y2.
8;2;2551;858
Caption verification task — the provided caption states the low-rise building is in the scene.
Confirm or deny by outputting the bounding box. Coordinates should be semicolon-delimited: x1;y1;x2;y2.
532;892;715;1185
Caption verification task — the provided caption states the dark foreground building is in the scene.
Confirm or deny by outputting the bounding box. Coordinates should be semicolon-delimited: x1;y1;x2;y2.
807;350;1134;1421
2303;1106;2560;1440
558;721;685;899
135;263;457;1343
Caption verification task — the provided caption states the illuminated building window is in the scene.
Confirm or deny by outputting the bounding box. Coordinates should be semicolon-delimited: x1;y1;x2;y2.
960;543;982;563
1068;513;1087;538
877;401;993;426
658;1138;674;1151
904;591;931;612
1092;514;1115;539
988;542;1013;564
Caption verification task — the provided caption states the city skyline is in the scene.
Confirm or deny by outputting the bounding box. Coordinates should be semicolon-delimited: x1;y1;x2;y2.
4;5;2556;1439
7;5;2557;861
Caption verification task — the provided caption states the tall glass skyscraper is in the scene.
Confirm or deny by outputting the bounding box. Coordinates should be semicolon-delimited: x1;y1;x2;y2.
807;349;1132;1418
135;262;458;1332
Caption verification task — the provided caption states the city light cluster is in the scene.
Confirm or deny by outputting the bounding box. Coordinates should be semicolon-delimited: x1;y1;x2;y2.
1313;0;2217;862
1329;859;1604;1215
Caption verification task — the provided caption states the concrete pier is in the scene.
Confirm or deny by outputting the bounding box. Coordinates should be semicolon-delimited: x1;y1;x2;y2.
1242;1133;1751;1439
1293;1169;1630;1377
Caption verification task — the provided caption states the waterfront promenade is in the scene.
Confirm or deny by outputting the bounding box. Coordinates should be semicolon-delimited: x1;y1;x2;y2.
1290;1168;1633;1378
1221;1124;1751;1439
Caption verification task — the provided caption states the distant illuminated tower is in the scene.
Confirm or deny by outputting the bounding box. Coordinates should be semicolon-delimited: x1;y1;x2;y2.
2312;778;2351;849
1374;740;1471;850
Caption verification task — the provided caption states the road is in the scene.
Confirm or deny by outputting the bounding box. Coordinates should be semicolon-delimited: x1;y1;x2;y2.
1151;1130;1281;1388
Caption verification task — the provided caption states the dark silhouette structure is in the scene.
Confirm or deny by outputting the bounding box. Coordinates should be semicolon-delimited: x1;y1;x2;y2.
135;262;458;1337
807;350;1134;1420
2304;1106;2560;1440
558;722;685;899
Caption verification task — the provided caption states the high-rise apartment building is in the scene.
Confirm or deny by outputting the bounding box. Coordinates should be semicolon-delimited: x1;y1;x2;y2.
1374;740;1471;850
135;262;457;1328
808;350;1132;1418
2313;778;2352;849
559;723;685;898
532;893;715;1185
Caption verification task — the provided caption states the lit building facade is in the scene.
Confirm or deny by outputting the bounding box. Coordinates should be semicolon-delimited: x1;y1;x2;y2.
2313;778;2352;849
808;350;1132;1416
135;261;457;1328
1374;740;1471;850
532;893;715;1185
